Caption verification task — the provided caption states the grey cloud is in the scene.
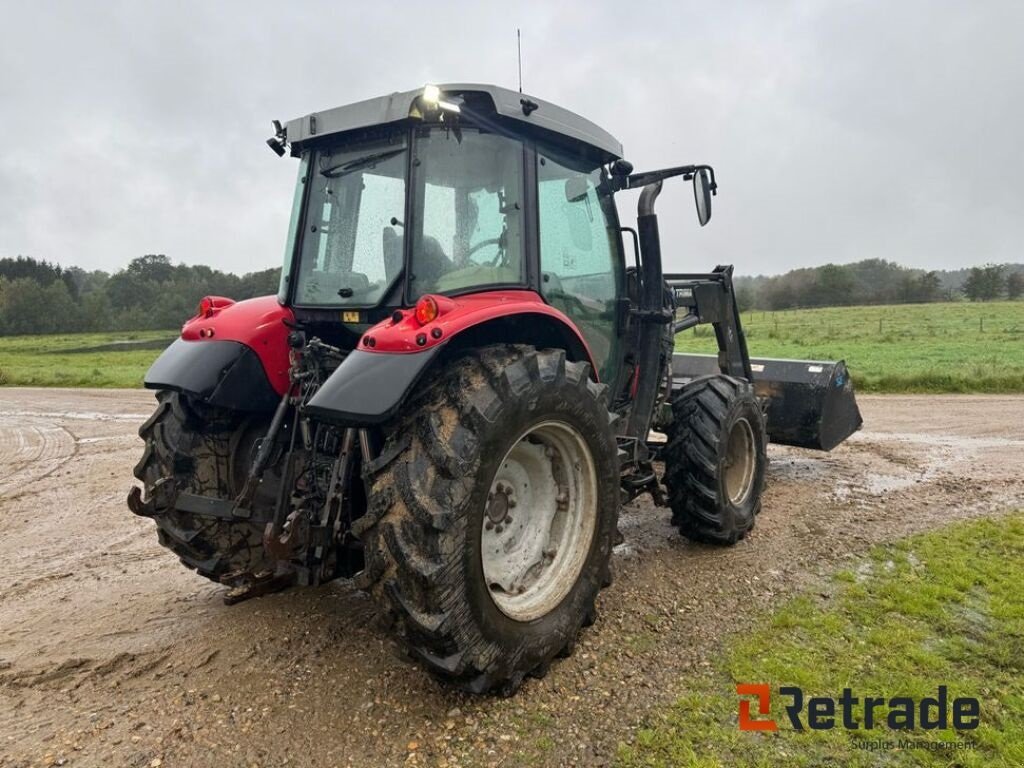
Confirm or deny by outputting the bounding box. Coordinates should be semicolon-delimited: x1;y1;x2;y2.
0;0;1020;276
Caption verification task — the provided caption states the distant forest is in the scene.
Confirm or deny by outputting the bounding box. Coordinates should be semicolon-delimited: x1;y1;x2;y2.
734;260;1023;310
0;255;278;335
0;254;1021;336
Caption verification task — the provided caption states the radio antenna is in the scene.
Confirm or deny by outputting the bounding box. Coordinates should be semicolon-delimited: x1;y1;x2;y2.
517;28;523;92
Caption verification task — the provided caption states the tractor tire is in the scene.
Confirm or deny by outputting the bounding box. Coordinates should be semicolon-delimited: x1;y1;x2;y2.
355;345;619;694
130;390;275;581
662;375;767;545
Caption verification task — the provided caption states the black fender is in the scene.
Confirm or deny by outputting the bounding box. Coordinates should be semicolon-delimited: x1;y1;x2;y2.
144;338;280;412
303;346;443;426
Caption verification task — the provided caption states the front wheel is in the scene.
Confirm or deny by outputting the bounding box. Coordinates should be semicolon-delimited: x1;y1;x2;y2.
355;345;620;694
662;375;768;545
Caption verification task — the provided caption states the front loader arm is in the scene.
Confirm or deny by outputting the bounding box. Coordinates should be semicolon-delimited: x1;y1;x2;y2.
665;265;753;380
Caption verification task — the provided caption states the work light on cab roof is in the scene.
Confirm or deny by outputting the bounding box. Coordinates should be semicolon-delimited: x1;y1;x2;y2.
421;84;462;113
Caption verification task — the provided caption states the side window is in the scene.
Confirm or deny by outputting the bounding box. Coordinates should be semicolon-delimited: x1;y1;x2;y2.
278;154;310;302
537;153;621;382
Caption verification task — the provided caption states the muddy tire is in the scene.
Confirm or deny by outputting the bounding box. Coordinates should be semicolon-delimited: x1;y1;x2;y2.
130;390;274;581
355;345;619;694
662;375;767;545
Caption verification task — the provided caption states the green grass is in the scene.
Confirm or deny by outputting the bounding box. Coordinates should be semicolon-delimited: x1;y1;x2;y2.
676;301;1024;393
0;330;174;387
617;513;1024;767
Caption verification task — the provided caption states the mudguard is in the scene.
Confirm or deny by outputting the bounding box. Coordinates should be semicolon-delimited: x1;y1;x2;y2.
304;346;443;425
145;338;281;412
304;289;595;426
144;295;294;412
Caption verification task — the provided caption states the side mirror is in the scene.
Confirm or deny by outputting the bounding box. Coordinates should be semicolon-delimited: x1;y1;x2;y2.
693;168;712;226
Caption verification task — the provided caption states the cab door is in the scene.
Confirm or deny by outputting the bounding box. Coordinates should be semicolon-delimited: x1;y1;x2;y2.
536;149;625;385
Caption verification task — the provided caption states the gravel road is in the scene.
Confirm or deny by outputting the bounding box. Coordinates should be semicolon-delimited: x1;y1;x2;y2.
1;388;1022;767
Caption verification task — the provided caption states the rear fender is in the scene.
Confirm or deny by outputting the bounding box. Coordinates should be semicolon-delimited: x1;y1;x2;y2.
305;290;596;426
144;295;293;411
357;290;595;363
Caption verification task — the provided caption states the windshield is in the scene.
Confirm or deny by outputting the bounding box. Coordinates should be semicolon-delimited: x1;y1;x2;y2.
293;136;407;306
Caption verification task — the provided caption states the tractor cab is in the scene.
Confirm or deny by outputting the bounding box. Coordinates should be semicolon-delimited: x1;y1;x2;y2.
275;84;628;383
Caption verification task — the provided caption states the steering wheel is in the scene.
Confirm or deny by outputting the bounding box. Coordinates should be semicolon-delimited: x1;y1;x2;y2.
465;237;502;262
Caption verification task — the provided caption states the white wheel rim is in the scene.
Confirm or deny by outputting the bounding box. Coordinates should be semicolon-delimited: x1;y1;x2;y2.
480;421;598;622
723;417;756;505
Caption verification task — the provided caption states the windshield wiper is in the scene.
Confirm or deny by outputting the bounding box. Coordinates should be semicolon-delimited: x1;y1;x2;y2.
320;148;407;179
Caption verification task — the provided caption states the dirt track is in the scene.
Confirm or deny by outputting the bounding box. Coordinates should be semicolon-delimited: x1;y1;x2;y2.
1;389;1022;767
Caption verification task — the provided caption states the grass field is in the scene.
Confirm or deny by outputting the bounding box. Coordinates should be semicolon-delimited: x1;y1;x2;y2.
677;301;1024;393
0;302;1021;391
0;330;174;388
616;513;1024;767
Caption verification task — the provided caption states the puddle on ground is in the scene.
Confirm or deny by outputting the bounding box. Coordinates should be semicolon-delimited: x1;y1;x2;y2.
830;430;1019;501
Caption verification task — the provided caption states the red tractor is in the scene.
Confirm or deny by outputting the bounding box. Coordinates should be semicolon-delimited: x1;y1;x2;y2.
129;84;860;694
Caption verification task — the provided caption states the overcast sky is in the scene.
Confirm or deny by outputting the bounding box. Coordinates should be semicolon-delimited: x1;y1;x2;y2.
1;0;1021;277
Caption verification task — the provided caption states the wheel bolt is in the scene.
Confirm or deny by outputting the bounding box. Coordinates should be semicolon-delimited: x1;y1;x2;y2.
485;520;494;530
495;525;504;534
508;498;517;508
505;516;513;524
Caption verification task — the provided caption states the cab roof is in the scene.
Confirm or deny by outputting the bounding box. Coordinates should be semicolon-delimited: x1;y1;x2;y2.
284;83;622;160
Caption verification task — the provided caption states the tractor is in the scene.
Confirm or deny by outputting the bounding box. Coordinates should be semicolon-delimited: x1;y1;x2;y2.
129;84;861;694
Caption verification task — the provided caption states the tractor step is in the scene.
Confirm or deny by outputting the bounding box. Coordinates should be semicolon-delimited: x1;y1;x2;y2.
671;353;862;451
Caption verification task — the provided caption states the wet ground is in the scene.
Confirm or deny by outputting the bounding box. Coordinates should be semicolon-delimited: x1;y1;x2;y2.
1;389;1022;767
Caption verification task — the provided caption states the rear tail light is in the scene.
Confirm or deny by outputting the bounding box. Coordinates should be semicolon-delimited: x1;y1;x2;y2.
414;295;439;325
196;295;235;319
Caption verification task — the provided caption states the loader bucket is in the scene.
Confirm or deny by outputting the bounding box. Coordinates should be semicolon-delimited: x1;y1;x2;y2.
671;353;863;451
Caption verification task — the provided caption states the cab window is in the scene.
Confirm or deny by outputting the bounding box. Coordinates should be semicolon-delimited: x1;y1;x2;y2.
410;128;526;298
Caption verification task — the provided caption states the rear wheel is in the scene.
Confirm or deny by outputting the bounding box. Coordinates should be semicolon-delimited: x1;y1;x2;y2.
129;391;275;581
662;375;767;545
355;345;619;694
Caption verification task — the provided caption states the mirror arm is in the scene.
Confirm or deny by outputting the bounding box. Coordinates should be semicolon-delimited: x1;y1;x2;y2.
626;164;717;194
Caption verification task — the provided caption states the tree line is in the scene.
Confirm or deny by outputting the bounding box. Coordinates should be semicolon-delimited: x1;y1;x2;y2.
734;259;1023;311
0;254;1021;336
0;255;280;335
